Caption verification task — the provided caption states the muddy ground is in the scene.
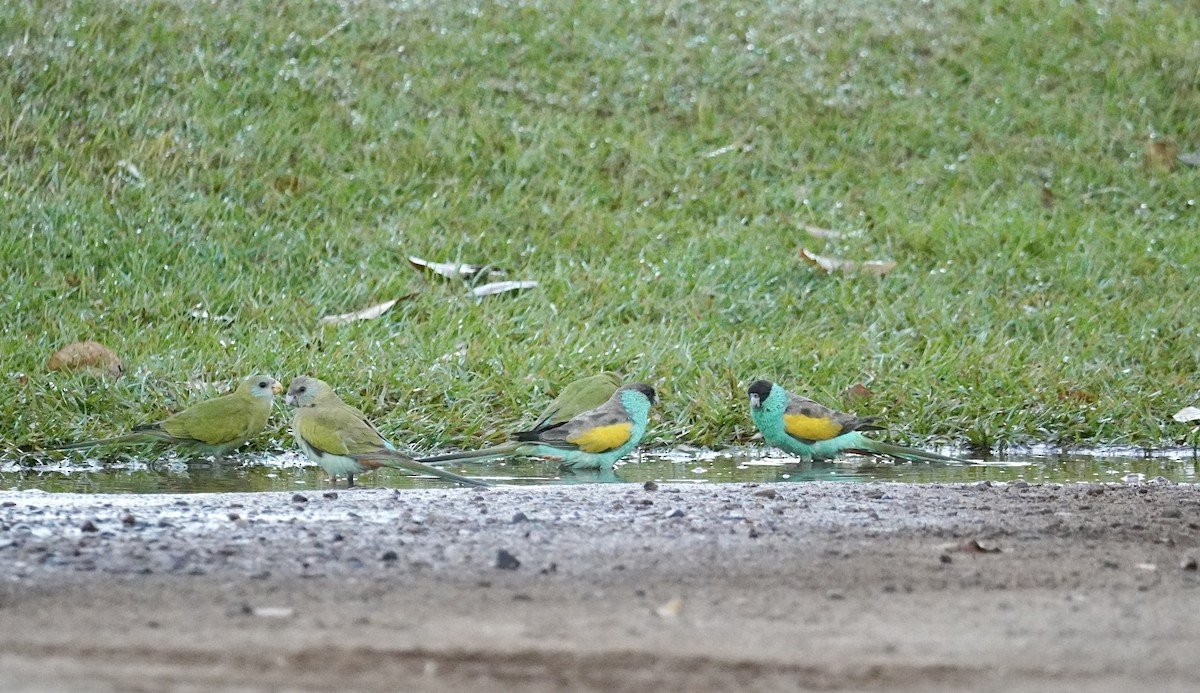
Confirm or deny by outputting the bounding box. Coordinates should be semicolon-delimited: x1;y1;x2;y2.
1;480;1197;692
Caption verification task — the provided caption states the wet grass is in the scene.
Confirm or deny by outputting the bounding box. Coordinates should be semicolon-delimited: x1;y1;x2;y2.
2;0;1199;455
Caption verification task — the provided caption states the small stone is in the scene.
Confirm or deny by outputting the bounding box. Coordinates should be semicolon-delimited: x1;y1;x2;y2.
2;501;15;507
864;489;884;499
323;492;339;500
228;513;240;521
1162;509;1182;519
643;481;659;492
1182;557;1198;571
512;593;532;602
121;514;136;527
1010;480;1029;489
292;494;308;503
665;509;685;519
752;488;777;499
495;549;521;570
939;553;952;564
826;591;846;600
748;527;760;539
381;550;399;562
80;520;98;533
511;511;529;523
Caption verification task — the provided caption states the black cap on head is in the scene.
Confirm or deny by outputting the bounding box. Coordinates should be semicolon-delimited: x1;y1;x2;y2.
624;382;657;404
747;380;774;400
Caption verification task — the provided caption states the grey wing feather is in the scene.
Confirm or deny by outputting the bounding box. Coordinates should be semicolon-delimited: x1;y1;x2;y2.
784;392;882;433
520;399;630;448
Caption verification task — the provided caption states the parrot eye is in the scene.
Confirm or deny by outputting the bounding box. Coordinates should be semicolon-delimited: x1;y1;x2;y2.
258;382;267;388
298;386;307;393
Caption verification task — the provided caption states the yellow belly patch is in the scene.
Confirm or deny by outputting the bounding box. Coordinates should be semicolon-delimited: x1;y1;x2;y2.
567;422;632;453
783;414;843;442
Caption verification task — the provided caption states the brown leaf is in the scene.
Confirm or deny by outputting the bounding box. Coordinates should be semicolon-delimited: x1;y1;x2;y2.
842;383;873;405
273;175;301;194
408;255;503;280
1057;388;1098;404
799;248;896;277
1143;139;1179;173
1039;185;1056;209
803;224;844;240
65;274;81;287
317;294;416;326
468;280;538;298
46;341;123;378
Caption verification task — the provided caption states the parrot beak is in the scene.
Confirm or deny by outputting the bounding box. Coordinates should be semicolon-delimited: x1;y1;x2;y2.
285;394;296;407
272;381;284;395
749;393;760;408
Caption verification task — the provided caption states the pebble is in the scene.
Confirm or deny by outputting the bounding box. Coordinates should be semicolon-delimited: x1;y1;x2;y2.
80;520;98;533
381;550;398;562
643;481;659;492
665;509;685;519
495;549;521;570
292;494;308;504
752;488;777;499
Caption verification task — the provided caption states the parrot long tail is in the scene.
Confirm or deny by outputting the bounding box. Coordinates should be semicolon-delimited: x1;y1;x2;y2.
45;433;150;451
849;440;973;464
413;441;525;466
350;450;493;487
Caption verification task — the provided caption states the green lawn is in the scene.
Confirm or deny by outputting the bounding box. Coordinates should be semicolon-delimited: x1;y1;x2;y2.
2;0;1198;454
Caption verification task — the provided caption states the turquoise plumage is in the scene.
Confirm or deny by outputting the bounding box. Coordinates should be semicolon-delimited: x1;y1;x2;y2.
747;380;970;464
417;383;657;471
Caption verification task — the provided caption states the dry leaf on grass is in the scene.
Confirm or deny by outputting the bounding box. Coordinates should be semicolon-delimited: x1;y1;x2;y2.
1172;406;1200;423
468;280;538;298
408;256;503;280
46;341;123;378
803;225;844;240
799;248;896;276
1143;139;1179;173
317;293;417;326
842;383;873;405
1178;151;1200;168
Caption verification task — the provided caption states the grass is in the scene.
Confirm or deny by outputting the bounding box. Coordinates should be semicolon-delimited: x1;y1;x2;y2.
2;0;1199;456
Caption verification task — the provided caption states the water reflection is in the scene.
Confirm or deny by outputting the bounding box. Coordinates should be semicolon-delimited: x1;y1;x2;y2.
2;447;1197;494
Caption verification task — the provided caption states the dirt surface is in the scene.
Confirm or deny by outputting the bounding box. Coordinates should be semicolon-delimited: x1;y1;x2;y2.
2;480;1198;692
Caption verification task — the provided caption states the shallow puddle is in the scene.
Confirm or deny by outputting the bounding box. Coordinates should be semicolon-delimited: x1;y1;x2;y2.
2;446;1196;493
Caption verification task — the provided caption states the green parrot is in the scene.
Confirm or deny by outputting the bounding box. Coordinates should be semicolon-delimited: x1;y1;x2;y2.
49;374;282;459
415;383;657;471
747;380;971;464
285;376;491;488
530;371;623;429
